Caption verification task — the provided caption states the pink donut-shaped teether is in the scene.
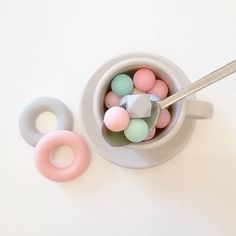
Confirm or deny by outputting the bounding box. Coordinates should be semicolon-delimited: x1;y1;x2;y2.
34;130;90;182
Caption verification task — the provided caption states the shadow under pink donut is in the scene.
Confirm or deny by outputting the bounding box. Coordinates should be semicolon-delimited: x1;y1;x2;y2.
34;130;90;182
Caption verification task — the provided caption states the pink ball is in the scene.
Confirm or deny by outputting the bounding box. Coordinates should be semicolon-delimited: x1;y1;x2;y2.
155;109;171;129
104;106;129;132
105;91;121;108
144;127;156;141
133;68;156;91
148;79;168;100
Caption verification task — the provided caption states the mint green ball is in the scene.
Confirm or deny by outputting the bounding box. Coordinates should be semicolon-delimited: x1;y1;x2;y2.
111;74;133;96
124;119;148;143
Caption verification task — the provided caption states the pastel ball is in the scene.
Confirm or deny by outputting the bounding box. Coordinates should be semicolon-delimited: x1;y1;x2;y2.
148;79;168;100
144;127;156;141
104;91;121;108
124;119;148;143
111;74;133;96
155;109;171;129
132;88;143;94
104;106;129;132
133;68;156;91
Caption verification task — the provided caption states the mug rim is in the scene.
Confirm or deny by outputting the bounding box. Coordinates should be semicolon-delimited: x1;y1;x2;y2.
93;56;188;150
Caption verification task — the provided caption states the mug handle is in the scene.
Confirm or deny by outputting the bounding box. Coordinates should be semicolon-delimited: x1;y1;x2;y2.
186;100;213;119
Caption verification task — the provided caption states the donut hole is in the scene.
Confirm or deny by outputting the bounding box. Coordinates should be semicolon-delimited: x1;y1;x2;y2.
49;145;75;168
36;111;57;134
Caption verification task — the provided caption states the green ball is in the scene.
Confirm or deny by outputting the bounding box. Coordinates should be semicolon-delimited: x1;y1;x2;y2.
124;119;148;143
111;74;133;96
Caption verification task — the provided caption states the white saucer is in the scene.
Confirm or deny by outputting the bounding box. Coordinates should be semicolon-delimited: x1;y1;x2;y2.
78;53;196;169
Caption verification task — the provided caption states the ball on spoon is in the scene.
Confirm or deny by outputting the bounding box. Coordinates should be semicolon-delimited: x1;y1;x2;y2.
124;119;148;143
104;106;129;132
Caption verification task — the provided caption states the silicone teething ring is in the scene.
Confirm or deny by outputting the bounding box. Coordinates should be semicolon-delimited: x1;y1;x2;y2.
19;97;73;146
34;130;90;182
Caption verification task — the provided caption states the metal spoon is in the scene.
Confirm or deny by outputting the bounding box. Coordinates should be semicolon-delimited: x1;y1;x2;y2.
102;60;236;147
152;59;236;130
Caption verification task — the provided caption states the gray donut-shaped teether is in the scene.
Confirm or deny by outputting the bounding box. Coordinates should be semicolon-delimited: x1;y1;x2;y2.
19;97;73;146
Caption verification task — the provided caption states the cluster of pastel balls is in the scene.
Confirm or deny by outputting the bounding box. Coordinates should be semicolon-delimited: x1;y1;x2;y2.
104;68;171;143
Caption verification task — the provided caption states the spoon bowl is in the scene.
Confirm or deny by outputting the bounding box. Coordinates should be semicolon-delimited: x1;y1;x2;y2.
102;102;158;147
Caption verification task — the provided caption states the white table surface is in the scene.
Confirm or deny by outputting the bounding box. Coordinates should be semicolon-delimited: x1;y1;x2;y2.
1;0;236;235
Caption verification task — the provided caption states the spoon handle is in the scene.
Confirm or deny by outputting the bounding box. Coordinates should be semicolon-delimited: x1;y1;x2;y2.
159;60;236;109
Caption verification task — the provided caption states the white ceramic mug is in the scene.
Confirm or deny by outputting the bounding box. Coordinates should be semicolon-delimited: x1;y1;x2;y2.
79;52;213;168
